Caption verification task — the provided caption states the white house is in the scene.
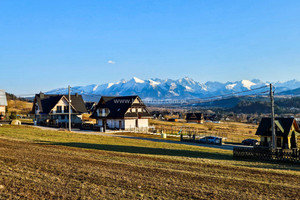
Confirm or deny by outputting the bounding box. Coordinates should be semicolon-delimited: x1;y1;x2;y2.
0;90;8;118
91;95;152;131
31;92;88;127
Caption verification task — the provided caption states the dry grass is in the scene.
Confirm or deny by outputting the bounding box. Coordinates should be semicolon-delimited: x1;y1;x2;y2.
7;100;33;115
150;119;259;143
0;125;300;199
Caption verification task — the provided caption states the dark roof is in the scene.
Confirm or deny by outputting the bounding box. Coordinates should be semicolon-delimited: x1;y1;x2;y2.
32;93;87;114
186;113;203;120
256;117;300;137
91;95;152;119
85;102;97;112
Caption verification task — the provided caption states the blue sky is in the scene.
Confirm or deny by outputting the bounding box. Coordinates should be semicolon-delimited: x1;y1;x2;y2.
0;0;300;95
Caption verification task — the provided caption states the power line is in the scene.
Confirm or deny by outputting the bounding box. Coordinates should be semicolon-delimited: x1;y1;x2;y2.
70;88;102;97
189;90;270;104
188;85;269;102
15;84;271;104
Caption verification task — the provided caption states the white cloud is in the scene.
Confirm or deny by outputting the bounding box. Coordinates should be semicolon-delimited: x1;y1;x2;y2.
107;60;115;64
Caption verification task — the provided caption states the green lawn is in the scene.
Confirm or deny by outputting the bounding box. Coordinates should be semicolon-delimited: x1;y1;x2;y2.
0;125;300;199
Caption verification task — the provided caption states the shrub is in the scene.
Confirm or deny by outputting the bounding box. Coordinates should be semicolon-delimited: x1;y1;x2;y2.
10;112;17;120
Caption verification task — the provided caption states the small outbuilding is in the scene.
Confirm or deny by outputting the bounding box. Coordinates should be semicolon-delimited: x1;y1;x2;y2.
186;113;204;124
0;90;8;119
256;117;300;149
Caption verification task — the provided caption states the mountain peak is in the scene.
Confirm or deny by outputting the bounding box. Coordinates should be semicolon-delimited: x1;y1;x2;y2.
132;77;145;83
241;80;256;90
46;77;300;101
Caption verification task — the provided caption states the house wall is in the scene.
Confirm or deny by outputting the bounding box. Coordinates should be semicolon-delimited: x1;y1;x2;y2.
35;104;40;115
107;119;124;129
52;98;73;114
261;135;292;149
124;119;148;129
0;106;5;115
36;114;83;124
137;119;148;128
187;120;203;124
124;119;136;129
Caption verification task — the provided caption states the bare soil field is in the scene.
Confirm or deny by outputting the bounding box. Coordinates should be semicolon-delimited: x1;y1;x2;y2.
0;125;300;199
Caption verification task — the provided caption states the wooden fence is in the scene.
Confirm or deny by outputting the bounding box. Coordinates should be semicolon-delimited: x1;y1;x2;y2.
233;147;300;164
0;120;11;125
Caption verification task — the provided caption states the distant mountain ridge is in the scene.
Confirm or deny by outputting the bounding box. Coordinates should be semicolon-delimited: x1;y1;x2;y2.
47;77;300;102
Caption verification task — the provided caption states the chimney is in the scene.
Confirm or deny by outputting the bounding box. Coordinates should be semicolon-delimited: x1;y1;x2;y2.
40;92;45;99
75;93;79;97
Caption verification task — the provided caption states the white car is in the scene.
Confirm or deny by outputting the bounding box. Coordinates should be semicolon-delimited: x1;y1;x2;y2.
200;136;222;144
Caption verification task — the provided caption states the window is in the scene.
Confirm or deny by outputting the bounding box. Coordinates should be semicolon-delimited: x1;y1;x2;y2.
64;106;69;113
99;108;108;117
57;106;62;113
277;137;282;147
61;115;65;120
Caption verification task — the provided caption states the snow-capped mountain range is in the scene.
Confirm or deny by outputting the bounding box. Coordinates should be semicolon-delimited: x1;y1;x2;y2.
47;77;300;101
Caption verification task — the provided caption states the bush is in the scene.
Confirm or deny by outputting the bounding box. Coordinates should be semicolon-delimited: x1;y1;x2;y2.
10;112;17;120
204;123;214;131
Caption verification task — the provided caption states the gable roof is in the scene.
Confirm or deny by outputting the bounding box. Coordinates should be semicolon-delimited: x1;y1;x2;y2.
91;95;152;119
186;113;203;120
32;93;87;114
0;90;8;106
256;117;300;137
85;102;97;112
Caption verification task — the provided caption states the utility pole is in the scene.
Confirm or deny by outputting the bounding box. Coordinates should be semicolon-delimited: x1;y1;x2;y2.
68;85;71;132
270;84;276;150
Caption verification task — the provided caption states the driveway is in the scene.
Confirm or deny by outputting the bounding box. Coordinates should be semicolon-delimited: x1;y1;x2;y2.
35;126;250;151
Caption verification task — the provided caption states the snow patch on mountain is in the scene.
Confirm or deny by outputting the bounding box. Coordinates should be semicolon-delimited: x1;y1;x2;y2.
170;83;177;90
92;85;98;91
241;80;256;90
133;77;144;83
169;90;179;96
107;83;114;88
46;77;300;101
149;79;160;87
185;86;193;92
226;83;237;90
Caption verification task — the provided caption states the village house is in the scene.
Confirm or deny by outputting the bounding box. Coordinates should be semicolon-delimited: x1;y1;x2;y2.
0;90;7;119
186;113;204;124
31;92;87;127
256;117;300;149
91;95;152;131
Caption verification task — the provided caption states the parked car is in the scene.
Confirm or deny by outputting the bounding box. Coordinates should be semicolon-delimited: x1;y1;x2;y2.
200;136;222;144
242;139;259;146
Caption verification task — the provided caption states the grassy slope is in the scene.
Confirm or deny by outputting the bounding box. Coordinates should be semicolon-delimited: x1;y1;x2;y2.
7;100;33;115
0;125;300;199
150;119;259;143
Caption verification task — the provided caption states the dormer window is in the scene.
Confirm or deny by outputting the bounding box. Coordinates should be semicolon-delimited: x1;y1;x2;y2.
99;108;109;117
57;106;62;113
64;106;69;113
